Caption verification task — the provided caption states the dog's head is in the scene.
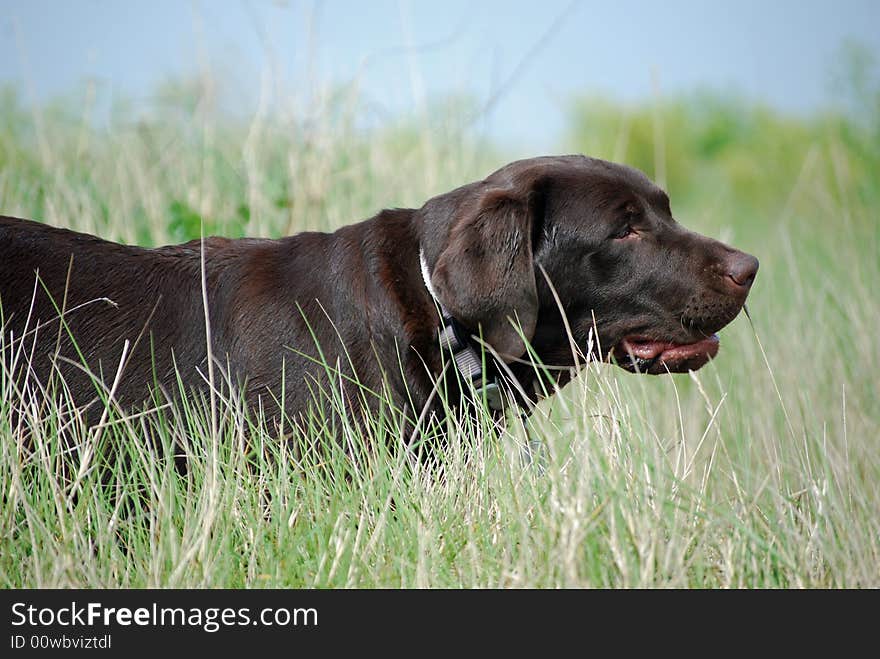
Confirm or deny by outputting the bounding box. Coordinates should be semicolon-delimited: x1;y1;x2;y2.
419;154;758;374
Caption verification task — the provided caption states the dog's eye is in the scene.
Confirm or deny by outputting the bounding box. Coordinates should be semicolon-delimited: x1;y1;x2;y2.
612;224;635;240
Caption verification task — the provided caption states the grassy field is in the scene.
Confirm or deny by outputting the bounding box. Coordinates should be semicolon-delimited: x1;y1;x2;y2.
0;70;878;588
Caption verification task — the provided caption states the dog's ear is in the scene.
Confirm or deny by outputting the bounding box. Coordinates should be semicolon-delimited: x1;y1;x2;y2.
430;185;541;360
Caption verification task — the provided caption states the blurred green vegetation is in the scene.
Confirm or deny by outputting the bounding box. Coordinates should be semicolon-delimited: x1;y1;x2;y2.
570;91;878;212
568;43;879;219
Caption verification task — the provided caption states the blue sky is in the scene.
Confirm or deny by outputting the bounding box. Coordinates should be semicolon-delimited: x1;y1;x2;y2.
2;0;878;150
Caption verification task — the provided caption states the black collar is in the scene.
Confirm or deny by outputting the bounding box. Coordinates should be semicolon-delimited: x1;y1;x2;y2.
419;249;507;411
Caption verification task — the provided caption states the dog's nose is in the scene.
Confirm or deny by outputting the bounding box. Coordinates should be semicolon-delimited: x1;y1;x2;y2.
725;252;759;291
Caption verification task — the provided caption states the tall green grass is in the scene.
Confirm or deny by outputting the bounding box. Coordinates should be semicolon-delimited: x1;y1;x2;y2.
1;68;878;587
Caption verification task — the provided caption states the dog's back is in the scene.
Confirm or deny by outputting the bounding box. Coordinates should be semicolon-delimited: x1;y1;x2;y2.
0;215;417;426
0;216;210;416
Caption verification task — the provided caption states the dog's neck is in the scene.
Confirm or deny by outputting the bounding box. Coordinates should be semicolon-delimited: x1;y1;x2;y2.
418;248;507;412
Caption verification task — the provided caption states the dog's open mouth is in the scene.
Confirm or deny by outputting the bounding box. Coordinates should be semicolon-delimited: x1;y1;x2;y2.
611;334;720;374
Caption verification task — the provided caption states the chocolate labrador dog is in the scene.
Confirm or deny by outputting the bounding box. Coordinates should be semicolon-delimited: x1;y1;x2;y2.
0;155;757;432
